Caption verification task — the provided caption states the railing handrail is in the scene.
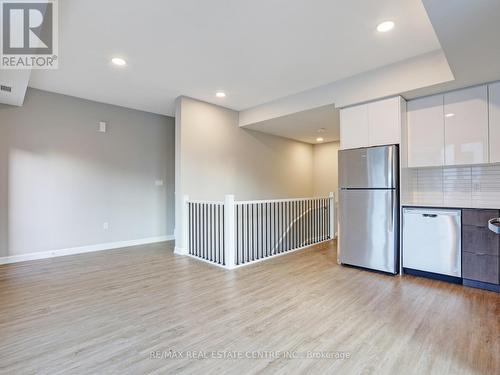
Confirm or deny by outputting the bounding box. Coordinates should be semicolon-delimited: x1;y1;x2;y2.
178;192;335;269
235;195;334;205
187;199;224;205
186;195;335;206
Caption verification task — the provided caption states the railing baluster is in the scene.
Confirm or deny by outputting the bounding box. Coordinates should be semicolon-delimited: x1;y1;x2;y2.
309;199;312;244
260;203;263;259
212;204;215;262
293;201;296;249
199;203;202;258
236;204;239;265
216;204;220;264
201;204;204;259
188;203;191;254
246;204;249;264
324;198;327;240
282;201;285;252
205;204;208;259
195;204;198;256
289;201;292;251
209;204;213;261
184;195;333;267
198;203;201;257
211;204;215;261
315;199;318;243
322;199;325;240
273;202;278;254
251;204;255;261
328;198;331;239
279;202;282;253
286;201;289;251
222;203;225;266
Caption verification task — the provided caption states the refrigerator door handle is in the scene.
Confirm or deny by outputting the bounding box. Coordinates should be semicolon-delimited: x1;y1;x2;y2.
389;190;395;231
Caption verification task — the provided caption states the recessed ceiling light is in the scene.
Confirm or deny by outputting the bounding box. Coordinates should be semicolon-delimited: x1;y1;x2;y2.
215;91;226;98
111;57;127;66
445;113;455;118
377;21;395;33
316;137;324;143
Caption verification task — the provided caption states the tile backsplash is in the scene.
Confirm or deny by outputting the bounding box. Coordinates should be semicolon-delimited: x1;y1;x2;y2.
404;164;500;209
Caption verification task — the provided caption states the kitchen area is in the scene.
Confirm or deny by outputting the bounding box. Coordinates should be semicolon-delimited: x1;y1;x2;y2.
338;82;500;293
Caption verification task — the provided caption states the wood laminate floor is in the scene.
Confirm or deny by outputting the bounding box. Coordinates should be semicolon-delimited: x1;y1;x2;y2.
0;241;498;375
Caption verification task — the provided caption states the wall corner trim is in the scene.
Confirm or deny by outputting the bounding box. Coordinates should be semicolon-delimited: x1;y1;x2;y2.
0;235;175;265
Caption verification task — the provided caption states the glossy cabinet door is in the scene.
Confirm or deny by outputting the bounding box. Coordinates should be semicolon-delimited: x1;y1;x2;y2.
368;97;402;147
340;104;369;150
407;95;445;167
444;85;489;166
489;82;500;163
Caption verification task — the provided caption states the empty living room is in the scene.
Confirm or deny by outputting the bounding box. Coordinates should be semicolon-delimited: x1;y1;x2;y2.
0;1;499;374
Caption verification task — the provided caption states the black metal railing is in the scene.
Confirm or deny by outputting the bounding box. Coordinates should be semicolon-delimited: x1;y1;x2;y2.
187;202;225;265
234;198;332;265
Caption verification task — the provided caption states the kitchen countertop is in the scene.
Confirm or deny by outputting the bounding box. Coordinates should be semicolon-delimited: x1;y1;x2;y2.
401;203;500;211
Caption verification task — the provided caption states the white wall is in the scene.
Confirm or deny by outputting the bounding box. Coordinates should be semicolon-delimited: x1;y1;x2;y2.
312;141;339;237
313;141;339;198
176;97;314;202
0;88;175;258
175;97;317;247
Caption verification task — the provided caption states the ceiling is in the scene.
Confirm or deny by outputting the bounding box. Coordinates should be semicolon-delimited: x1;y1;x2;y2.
403;0;500;99
245;105;340;144
27;0;441;116
239;0;500;144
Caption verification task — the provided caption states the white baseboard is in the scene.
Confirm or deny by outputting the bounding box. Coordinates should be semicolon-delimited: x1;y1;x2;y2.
0;235;175;265
174;246;187;255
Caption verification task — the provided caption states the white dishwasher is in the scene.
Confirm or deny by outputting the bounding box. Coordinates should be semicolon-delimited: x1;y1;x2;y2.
403;208;461;277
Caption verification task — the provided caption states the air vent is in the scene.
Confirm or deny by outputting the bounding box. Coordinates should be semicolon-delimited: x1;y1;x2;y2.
1;85;12;93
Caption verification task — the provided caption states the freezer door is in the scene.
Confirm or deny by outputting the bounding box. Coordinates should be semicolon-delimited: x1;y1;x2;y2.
339;189;398;273
339;145;398;189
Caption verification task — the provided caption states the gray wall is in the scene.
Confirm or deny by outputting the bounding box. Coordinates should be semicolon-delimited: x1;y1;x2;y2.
0;88;175;257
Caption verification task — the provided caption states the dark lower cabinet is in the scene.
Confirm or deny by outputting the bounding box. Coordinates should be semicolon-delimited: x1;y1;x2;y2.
462;252;499;284
462;209;500;292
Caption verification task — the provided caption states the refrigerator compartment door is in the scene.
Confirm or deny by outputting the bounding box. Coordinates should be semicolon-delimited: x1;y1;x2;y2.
339;145;398;189
339;189;398;273
403;208;461;277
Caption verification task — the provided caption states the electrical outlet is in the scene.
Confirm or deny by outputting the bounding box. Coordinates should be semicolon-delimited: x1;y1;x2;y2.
99;121;107;133
103;222;109;230
155;180;164;186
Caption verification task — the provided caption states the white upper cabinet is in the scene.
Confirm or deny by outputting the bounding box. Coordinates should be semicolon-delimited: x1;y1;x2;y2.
489;82;500;163
368;97;402;146
444;85;489;166
340;104;369;150
407;95;445;167
340;96;402;150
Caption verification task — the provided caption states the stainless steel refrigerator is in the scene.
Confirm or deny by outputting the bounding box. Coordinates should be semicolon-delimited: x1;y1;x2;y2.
338;145;399;274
